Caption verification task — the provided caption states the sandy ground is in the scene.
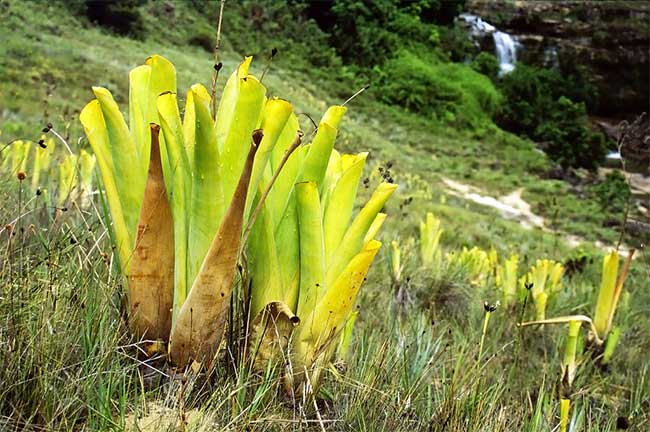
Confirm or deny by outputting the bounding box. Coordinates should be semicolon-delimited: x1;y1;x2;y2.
440;177;635;255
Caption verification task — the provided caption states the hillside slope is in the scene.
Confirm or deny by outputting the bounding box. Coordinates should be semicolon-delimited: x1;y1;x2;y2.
0;0;636;251
1;2;649;430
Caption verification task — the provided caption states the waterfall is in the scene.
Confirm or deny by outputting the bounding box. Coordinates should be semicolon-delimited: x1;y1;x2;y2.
493;31;517;74
460;13;495;35
459;13;519;75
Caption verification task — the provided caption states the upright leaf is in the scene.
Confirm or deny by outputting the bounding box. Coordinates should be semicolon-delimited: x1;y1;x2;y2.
594;251;619;337
157;92;192;321
296;181;327;316
187;85;225;289
80;100;131;271
128;125;174;342
169;134;260;369
326;182;397;287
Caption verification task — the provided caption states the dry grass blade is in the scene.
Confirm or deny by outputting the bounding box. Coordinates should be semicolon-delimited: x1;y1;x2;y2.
248;301;299;370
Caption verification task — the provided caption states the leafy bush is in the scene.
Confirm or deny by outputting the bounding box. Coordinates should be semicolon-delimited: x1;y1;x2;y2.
439;22;477;62
556;61;600;112
590;171;631;213
534;97;606;170
471;52;499;82
83;0;146;38
378;50;501;130
303;0;465;67
497;64;606;169
326;0;401;66
223;1;342;71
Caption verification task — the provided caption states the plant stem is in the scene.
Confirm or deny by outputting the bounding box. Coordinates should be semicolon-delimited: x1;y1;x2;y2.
210;0;226;120
478;310;491;363
239;133;302;252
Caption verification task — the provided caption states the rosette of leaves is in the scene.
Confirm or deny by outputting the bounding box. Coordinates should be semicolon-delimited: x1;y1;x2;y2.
496;253;519;307
519;250;635;359
245;105;396;393
521;259;564;320
419;212;442;268
80;55;395;386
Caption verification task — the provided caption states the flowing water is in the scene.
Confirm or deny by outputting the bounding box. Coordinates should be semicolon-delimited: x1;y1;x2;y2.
493;31;517;74
459;13;519;74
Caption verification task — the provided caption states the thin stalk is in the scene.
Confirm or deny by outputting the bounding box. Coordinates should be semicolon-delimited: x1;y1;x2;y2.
342;85;370;106
18;175;24;280
210;0;226;120
260;48;278;83
49;128;74;156
560;398;570;432
478;310;491;362
239;132;302;252
478;302;498;363
615;133;633;251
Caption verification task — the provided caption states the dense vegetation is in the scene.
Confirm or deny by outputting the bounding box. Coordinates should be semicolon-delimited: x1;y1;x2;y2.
212;0;610;170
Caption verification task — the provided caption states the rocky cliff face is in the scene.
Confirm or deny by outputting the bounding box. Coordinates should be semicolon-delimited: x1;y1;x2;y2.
466;0;649;117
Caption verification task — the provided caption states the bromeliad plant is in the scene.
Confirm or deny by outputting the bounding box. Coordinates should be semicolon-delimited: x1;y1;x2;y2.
446;246;495;287
56;150;96;210
521;259;564;320
495;253;519;307
80;55;395;391
1;136;96;211
245;109;396;391
419;212;442;268
80;54;279;366
517;250;634;432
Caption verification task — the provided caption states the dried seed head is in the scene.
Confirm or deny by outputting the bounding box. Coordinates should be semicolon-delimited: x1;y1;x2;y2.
271;47;278;57
213;62;223;72
38;139;47;148
483;301;499;313
17;171;26;181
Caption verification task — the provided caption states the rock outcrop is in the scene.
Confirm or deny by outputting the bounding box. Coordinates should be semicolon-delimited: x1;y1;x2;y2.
466;0;649;117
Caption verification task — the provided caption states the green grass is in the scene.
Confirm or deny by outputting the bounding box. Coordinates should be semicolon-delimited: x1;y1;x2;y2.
1;1;649;430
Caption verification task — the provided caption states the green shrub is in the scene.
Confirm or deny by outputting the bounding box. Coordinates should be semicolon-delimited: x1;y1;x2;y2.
471;52;499;82
327;0;401;66
557;61;600;112
496;65;553;136
377;50;501;130
223;1;342;71
589;170;631;213
534;97;606;170
497;64;606;170
302;0;465;67
439;23;477;62
84;0;146;38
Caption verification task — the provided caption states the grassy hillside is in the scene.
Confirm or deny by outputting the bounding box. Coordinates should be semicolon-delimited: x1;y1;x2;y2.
1;1;648;430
